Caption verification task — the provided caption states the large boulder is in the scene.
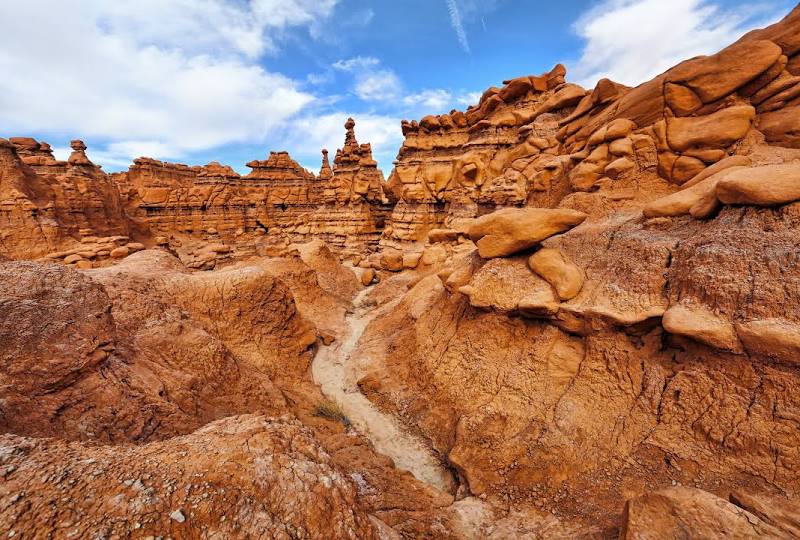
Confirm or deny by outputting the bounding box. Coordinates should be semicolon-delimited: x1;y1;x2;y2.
666;105;755;152
759;107;800;148
528;248;584;300
468;208;587;258
666;40;783;103
716;163;800;206
643;166;748;218
662;303;742;352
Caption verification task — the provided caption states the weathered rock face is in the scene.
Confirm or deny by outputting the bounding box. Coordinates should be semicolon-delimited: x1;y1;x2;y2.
0;138;135;259
383;65;581;247
1;5;800;539
351;10;800;524
0;415;383;539
115;118;391;260
359;202;800;529
0;251;315;442
381;5;800;250
621;487;797;539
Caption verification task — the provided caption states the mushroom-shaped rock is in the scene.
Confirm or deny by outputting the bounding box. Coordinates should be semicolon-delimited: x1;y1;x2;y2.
716;163;800;206
67;139;93;166
469;208;587;258
528;248;584;301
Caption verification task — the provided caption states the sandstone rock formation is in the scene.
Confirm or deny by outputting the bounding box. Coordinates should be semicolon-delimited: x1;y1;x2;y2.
0;415;383;539
2;4;800;539
621;487;795;539
114;118;391;262
0;138;136;259
467;207;586;258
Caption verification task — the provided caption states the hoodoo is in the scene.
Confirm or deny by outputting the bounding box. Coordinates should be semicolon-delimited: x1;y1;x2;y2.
2;3;800;538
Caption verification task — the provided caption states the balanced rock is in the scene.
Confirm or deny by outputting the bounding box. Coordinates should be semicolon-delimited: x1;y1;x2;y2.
468;208;587;258
67;139;93;166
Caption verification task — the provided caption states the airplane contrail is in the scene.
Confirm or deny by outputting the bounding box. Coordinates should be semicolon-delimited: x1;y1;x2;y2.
445;0;471;53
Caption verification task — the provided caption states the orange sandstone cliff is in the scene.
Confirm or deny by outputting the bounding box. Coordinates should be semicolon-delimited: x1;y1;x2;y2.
2;5;800;539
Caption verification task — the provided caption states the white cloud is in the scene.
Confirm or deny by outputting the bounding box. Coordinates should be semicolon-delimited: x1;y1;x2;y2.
332;56;381;72
332;55;480;110
404;89;454;110
353;71;403;101
333;56;402;101
445;0;471;53
457;91;482;107
0;0;338;168
571;0;788;88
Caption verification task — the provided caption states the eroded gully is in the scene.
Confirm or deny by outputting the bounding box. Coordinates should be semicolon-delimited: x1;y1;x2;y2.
312;288;455;493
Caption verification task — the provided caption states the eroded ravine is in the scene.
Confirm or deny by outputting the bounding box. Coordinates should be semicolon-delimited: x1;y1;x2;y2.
312;288;456;493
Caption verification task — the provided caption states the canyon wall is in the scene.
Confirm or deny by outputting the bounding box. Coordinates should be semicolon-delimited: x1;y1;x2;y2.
0;138;136;259
116;118;391;261
351;4;800;531
1;5;800;537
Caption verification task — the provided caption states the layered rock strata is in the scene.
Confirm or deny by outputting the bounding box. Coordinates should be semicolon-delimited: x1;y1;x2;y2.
1;5;800;538
114;118;391;261
381;5;800;252
0;138;135;258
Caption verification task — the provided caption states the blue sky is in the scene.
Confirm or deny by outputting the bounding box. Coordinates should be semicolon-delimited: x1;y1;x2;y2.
0;0;794;175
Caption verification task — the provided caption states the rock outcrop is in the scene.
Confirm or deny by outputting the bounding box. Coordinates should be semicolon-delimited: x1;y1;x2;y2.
114;119;392;262
0;138;136;259
0;415;383;539
2;4;800;538
621;487;795;539
0;252;313;442
383;64;580;247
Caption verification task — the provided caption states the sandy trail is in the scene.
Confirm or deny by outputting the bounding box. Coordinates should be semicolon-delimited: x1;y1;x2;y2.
312;288;455;493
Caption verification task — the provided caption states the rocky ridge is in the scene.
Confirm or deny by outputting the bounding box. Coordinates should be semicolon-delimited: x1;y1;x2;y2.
1;5;800;539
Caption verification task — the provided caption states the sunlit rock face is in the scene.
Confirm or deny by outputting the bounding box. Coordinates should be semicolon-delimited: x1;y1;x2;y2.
1;5;800;539
0;138;133;259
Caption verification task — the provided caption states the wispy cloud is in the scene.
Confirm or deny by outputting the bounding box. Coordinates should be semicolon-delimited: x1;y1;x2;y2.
445;0;471;53
403;89;481;111
332;56;381;71
571;0;788;88
332;56;402;101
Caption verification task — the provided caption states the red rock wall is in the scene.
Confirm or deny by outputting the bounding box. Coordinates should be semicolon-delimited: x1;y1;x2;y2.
0;138;134;259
